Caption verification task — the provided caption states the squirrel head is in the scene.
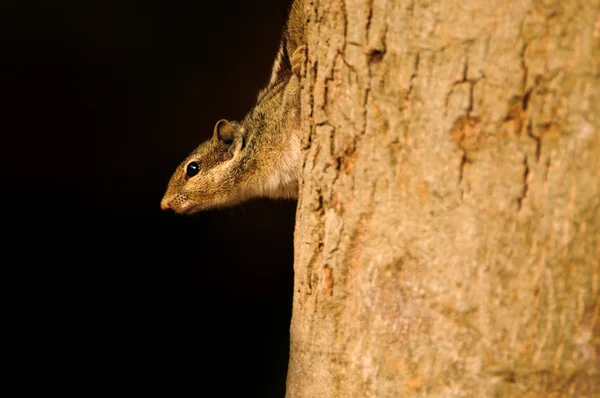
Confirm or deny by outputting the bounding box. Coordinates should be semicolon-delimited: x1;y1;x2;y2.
160;119;246;213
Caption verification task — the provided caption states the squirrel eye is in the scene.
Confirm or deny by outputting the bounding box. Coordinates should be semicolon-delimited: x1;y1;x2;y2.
186;161;200;177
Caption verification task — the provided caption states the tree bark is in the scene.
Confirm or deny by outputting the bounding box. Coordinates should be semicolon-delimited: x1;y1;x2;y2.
287;0;600;396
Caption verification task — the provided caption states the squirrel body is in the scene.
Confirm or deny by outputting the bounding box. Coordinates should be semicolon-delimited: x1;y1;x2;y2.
161;0;305;213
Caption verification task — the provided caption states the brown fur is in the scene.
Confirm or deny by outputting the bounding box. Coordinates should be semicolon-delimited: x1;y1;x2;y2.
161;0;305;213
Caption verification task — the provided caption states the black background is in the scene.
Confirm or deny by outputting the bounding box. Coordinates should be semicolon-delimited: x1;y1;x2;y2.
3;0;296;395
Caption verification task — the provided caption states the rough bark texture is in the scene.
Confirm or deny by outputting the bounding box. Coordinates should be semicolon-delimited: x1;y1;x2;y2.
287;0;600;396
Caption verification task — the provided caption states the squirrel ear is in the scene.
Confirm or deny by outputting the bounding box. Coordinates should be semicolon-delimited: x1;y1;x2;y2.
213;119;235;145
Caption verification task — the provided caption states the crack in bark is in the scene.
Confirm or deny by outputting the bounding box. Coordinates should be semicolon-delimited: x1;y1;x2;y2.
366;2;389;64
338;51;359;85
366;0;375;39
458;150;468;199
516;154;530;211
527;119;542;162
445;56;481;114
447;53;485;198
340;0;348;54
520;39;542;163
520;41;529;94
522;88;532;111
451;114;478;197
304;188;327;296
406;52;420;100
543;157;551;184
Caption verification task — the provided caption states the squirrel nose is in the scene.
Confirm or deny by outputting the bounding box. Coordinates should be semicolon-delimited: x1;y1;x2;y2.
160;196;171;211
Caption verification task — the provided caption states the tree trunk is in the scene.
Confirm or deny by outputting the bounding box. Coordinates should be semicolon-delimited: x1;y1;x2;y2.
287;0;600;396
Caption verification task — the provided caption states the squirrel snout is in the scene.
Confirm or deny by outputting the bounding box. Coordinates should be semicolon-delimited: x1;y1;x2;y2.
160;194;198;214
160;196;172;211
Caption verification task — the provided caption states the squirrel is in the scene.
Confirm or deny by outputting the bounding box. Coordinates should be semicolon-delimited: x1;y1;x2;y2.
161;0;305;214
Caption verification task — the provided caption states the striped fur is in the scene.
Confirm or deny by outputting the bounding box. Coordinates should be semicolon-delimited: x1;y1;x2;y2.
161;0;305;213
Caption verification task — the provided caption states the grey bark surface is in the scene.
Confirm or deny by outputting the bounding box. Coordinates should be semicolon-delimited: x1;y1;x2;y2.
287;0;600;396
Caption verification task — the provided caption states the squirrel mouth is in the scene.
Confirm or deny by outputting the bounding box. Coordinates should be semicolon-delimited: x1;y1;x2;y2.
182;203;202;214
